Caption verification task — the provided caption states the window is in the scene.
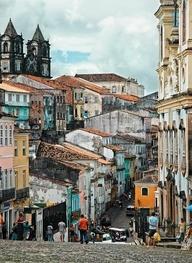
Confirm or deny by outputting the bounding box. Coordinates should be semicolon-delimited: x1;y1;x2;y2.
3;42;8;53
57;96;60;103
142;188;148;196
14;140;18;156
8;93;12;102
182;0;186;43
0;125;3;146
57;112;60;119
10;170;13;188
122;86;125;93
112;86;116;93
5;125;8;146
23;170;26;187
15;108;19;116
15;170;18;189
16;94;20;102
84;96;88;103
9;125;12;145
4;169;8;188
84;111;89;118
23;95;27;103
22;140;26;156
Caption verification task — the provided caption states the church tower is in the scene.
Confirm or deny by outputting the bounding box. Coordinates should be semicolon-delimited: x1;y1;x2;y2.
25;25;51;77
0;19;24;76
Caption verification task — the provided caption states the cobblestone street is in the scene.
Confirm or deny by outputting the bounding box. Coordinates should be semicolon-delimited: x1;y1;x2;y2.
0;241;191;263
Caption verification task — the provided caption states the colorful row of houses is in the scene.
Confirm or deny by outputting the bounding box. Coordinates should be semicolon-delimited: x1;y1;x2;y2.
0;18;160;237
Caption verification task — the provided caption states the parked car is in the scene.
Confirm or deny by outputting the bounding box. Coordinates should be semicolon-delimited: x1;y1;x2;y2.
126;205;135;216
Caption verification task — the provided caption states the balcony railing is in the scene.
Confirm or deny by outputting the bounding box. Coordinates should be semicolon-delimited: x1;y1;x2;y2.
0;188;15;202
16;187;30;200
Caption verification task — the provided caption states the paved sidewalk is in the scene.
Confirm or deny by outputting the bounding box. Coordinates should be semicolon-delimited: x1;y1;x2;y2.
157;242;181;249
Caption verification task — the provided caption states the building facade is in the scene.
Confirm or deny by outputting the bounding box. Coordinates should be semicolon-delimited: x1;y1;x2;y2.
0;20;51;78
155;0;192;227
13;131;30;221
0;113;15;234
0;82;30;129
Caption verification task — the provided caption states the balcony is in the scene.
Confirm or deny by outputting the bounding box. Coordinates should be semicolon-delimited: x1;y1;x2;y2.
16;187;30;200
0;188;15;202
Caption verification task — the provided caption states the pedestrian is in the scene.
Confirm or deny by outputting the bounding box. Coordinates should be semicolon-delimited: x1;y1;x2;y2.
47;223;54;242
182;222;192;250
147;212;158;247
178;218;186;244
23;221;30;240
10;223;18;240
0;214;4;239
69;224;75;242
17;212;25;240
2;222;7;239
78;214;89;244
58;220;66;242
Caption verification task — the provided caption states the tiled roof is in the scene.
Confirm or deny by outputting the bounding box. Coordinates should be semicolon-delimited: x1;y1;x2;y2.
56;75;110;95
114;94;139;102
113;133;145;143
3;81;46;95
0;82;30;93
75;73;128;82
23;75;73;104
80;128;112;137
134;172;158;184
37;142;102;163
104;144;122;152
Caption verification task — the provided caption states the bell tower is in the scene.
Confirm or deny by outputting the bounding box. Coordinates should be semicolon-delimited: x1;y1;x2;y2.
0;19;24;76
25;25;51;77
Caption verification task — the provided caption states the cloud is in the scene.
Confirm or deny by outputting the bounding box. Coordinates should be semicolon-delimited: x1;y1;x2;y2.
0;0;159;94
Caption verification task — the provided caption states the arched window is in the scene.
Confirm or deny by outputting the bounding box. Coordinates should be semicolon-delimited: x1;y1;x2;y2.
182;0;186;43
160;26;163;61
142;188;148;196
3;42;8;53
15;42;21;53
42;44;47;57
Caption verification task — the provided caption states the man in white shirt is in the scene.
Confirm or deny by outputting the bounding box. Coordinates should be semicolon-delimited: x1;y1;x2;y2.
58;221;66;242
147;212;158;247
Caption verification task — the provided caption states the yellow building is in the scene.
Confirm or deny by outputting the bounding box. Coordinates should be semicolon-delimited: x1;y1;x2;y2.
13;131;30;221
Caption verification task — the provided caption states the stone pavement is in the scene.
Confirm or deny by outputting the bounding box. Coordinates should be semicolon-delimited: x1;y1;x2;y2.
0;241;192;263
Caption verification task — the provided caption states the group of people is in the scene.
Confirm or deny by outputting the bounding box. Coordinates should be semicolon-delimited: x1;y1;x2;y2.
46;215;88;244
0;212;35;241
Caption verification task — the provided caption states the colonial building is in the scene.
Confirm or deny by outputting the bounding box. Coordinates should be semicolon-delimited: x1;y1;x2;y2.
155;0;192;227
0;19;51;78
0;113;15;234
75;73;144;97
13;130;30;221
0;81;30;129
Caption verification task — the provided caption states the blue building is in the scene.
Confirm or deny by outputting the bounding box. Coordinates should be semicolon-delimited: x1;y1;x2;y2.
0;82;30;129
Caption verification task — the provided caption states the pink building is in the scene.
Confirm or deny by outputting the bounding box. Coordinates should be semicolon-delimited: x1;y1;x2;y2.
0;113;15;234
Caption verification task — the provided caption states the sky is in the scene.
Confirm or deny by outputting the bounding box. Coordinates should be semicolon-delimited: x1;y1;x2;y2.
0;0;159;94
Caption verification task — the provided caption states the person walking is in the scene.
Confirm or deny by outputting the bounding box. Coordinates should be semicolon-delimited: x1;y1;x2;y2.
147;212;158;247
69;224;75;242
78;214;89;244
47;223;54;242
178;218;186;244
10;223;18;240
58;220;66;242
0;214;4;239
17;212;25;240
23;221;30;240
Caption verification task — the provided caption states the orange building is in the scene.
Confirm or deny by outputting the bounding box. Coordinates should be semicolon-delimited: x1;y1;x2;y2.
134;169;158;213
